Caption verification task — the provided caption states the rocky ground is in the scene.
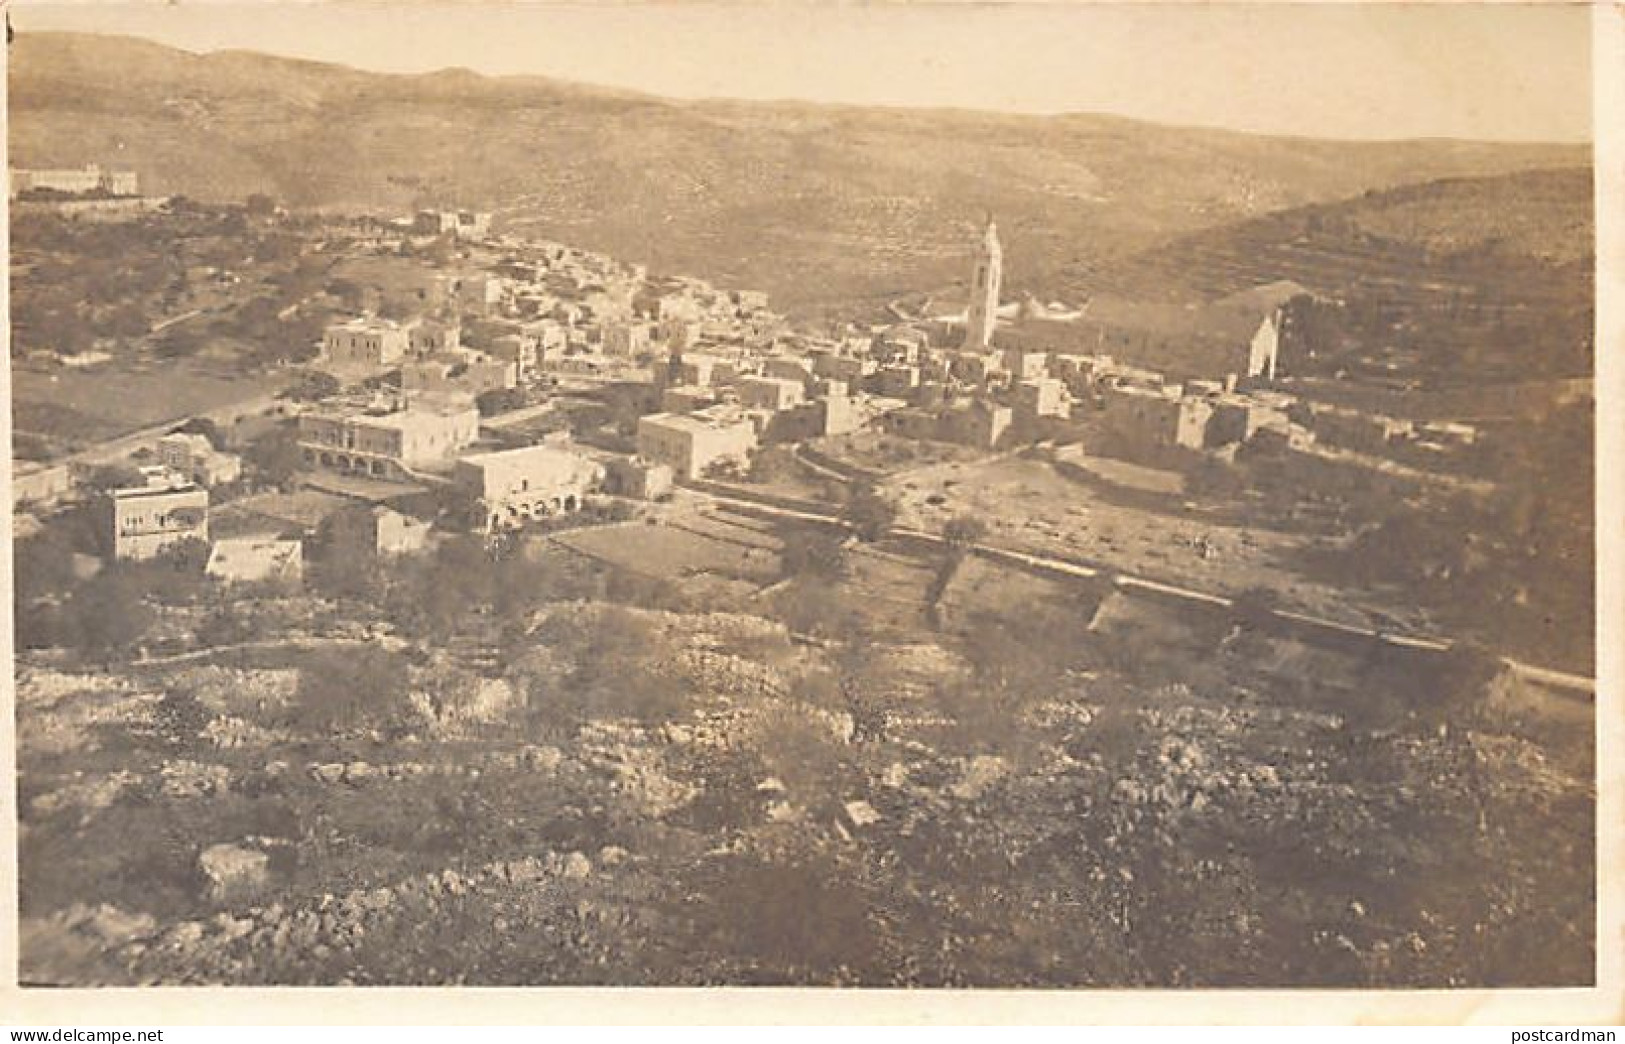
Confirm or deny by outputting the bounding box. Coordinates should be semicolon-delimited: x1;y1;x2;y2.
16;587;1595;987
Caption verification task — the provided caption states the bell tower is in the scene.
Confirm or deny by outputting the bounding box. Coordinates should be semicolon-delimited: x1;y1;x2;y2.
965;215;1002;350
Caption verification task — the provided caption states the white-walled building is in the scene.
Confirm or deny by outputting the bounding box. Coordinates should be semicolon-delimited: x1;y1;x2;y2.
324;318;411;368
206;538;304;585
637;410;758;480
156;433;242;487
298;398;480;479
737;376;807;413
109;478;209;561
453;443;604;531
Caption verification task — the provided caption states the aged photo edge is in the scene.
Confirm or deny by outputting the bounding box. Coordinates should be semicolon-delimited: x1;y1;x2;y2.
0;0;1618;1025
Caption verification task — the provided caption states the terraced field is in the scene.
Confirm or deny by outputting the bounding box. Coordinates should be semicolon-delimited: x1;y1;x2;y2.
1068;168;1591;307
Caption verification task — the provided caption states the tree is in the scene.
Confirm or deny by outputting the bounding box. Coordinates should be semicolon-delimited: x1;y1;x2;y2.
385;535;495;641
939;605;1084;764
311;510;386;602
840;483;898;543
173;417;226;451
245;425;306;490
376;295;413;321
476;387;526;417
1229;586;1283;635
286;645;414;736
529;605;684;725
779;527;848;581
135;537;212;604
326;278;365;312
283;369;341;403
943;514;987;550
101;304;150;339
84;463;146;492
244;193;277;218
770;576;858;641
66;568;155;661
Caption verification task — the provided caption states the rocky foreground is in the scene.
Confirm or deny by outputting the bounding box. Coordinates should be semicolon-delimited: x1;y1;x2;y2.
17;603;1595;987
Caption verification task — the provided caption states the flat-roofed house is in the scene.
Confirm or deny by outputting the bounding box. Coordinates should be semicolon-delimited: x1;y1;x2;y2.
414;210;492;239
409;318;462;356
453;443;605;532
636;410;758;480
1013;378;1071;420
600;320;652;358
1098;384;1211;451
298;399;480;480
206;537;304;585
736;376;806;412
13;462;72;510
109;478;209;561
157;433;243;487
323;318;410;368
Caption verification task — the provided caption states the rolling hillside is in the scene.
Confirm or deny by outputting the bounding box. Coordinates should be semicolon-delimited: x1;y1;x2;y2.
1016;167;1593;388
9;31;1590;318
1069;167;1593;305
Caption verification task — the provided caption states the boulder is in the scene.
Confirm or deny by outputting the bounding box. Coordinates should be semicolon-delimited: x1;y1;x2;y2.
521;745;565;772
310;763;346;785
342;761;378;785
843;800;882;829
199;843;270;901
949;755;1008;800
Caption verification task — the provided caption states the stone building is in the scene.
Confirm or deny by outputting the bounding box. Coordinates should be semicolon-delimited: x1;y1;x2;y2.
156;433;243;487
603;457;675;501
402;353;518;396
13;462;73;510
414;210;492;239
453;443;604;532
1012;378;1071;420
298;398;480;479
1097;385;1211;451
109;478;209;561
736;376;806;412
323;318;410;368
409;319;462;356
206;537;304;586
884;399;1011;450
601;320;652;358
10;164;138;197
637;410;759;479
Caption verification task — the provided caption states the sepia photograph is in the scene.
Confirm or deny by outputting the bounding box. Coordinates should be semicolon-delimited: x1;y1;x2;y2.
1;0;1609;1006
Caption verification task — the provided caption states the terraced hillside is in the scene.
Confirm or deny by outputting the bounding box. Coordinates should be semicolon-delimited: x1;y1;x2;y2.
1055;168;1593;386
1069;168;1590;302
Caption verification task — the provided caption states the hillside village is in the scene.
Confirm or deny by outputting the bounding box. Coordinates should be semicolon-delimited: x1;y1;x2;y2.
11;167;1596;987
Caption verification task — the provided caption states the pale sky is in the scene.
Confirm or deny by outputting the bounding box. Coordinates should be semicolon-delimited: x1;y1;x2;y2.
10;1;1594;142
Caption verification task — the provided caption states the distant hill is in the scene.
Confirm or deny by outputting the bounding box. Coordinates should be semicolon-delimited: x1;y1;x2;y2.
1071;167;1593;304
8;31;1591;319
1048;167;1594;386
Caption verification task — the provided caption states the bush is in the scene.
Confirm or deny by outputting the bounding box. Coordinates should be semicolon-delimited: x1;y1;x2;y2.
244;425;305;490
530;605;687;725
65;568;155;660
285;645;415;737
943;514;988;549
475;387;526;417
779;528;848;581
283;369;341;403
840;484;897;543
